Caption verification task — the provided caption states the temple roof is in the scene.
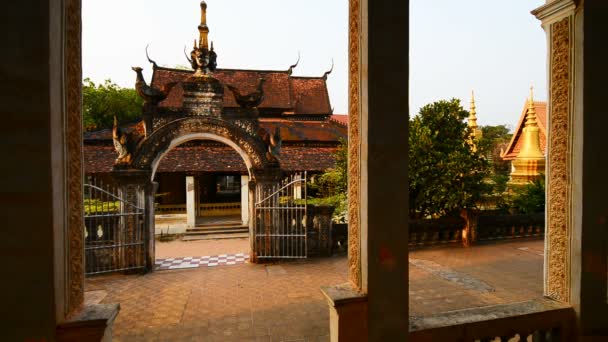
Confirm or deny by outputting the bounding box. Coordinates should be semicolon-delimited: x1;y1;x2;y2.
83;116;347;174
84;144;341;174
150;67;332;115
501;101;547;161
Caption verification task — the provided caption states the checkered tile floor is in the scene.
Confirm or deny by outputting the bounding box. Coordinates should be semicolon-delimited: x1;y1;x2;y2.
155;253;249;270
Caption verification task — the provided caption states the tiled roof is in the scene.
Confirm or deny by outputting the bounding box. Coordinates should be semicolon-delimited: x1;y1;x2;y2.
83;144;339;174
330;115;348;127
290;77;332;115
84;118;347;143
150;67;332;115
502;101;547;161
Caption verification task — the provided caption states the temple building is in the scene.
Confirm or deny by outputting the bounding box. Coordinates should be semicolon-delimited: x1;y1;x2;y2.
501;88;547;184
82;2;347;231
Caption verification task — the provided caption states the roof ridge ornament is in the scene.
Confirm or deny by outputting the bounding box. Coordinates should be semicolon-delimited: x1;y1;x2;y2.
287;52;301;76
199;1;209;49
145;44;159;70
322;59;334;80
189;1;217;76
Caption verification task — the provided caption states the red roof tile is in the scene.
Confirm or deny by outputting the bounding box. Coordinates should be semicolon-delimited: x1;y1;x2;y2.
83;144;340;174
289;77;332;115
330;115;348;127
150;67;332;115
502;101;547;161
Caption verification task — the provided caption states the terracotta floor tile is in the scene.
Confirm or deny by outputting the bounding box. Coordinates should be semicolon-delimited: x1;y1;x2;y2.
86;239;544;341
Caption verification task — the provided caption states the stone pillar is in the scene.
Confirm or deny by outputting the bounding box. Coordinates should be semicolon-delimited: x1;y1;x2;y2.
241;175;250;225
145;182;158;272
321;0;410;341
249;170;282;262
533;0;608;336
113;170;153;271
186;175;196;228
308;205;335;257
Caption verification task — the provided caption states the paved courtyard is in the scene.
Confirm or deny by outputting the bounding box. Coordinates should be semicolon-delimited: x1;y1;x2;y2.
155;238;250;259
86;239;544;341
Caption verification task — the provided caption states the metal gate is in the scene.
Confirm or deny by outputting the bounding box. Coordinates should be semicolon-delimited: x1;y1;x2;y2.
254;172;307;259
84;179;146;275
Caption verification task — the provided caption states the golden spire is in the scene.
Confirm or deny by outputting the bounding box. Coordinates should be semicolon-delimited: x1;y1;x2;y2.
509;85;546;185
517;86;544;159
468;90;478;129
525;86;538;128
467;90;482;151
198;1;209;50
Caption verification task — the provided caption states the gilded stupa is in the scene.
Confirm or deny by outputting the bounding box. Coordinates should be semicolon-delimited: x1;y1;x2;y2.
467;90;483;152
508;87;546;185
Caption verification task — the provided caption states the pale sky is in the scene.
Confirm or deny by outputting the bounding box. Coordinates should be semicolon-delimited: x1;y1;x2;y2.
83;0;546;129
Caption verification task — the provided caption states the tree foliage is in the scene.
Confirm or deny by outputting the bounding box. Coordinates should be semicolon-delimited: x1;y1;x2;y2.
409;99;490;218
479;125;512;176
83;78;143;131
307;139;348;222
476;124;513;195
508;176;545;214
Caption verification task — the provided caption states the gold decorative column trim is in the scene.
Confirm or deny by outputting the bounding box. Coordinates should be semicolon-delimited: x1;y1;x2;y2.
546;16;572;302
348;0;362;289
66;0;84;315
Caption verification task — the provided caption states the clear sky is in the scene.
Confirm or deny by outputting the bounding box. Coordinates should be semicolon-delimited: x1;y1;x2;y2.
83;0;546;129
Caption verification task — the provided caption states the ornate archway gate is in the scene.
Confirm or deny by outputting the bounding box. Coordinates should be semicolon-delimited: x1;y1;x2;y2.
94;2;308;271
103;70;292;272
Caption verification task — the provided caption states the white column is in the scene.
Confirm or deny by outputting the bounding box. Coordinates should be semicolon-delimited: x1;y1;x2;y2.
241;175;249;225
186;176;196;228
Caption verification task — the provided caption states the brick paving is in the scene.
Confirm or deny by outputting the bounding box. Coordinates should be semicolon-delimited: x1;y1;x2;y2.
156;238;249;259
86;239;544;341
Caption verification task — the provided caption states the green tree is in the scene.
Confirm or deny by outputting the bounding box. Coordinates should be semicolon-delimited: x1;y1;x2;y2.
409;99;490;218
479;124;512;177
509;176;545;214
82;78;143;131
477;125;513;196
479;125;511;156
307;140;348;222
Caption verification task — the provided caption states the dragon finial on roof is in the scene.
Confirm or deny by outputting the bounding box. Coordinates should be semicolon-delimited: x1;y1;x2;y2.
287;52;301;76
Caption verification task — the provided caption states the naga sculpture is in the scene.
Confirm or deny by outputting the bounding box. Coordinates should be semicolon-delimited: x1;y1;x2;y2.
226;78;266;109
265;126;282;163
112;116;133;165
132;66;177;106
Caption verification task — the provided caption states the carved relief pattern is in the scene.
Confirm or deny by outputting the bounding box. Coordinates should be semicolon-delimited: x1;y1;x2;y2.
232;119;260;137
66;0;84;315
132;117;274;172
547;17;571;302
348;0;362;289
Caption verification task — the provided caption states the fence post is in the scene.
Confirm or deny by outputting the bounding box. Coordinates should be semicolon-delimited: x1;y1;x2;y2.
460;209;478;248
309;205;335;257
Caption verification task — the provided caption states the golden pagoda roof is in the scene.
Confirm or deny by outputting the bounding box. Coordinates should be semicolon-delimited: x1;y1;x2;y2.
501;100;547;161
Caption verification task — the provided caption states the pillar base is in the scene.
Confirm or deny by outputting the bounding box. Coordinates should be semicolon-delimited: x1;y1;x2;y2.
321;283;368;342
56;303;120;342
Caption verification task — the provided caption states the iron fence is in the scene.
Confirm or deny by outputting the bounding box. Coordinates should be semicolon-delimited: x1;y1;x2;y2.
84;178;145;275
254;172;307;259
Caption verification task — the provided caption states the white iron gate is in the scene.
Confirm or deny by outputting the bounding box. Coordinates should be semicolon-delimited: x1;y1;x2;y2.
84;179;146;275
254;172;307;259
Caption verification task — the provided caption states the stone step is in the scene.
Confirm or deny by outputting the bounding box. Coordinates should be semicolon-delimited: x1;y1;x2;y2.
186;226;248;234
184;229;248;236
195;222;244;228
181;232;249;241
